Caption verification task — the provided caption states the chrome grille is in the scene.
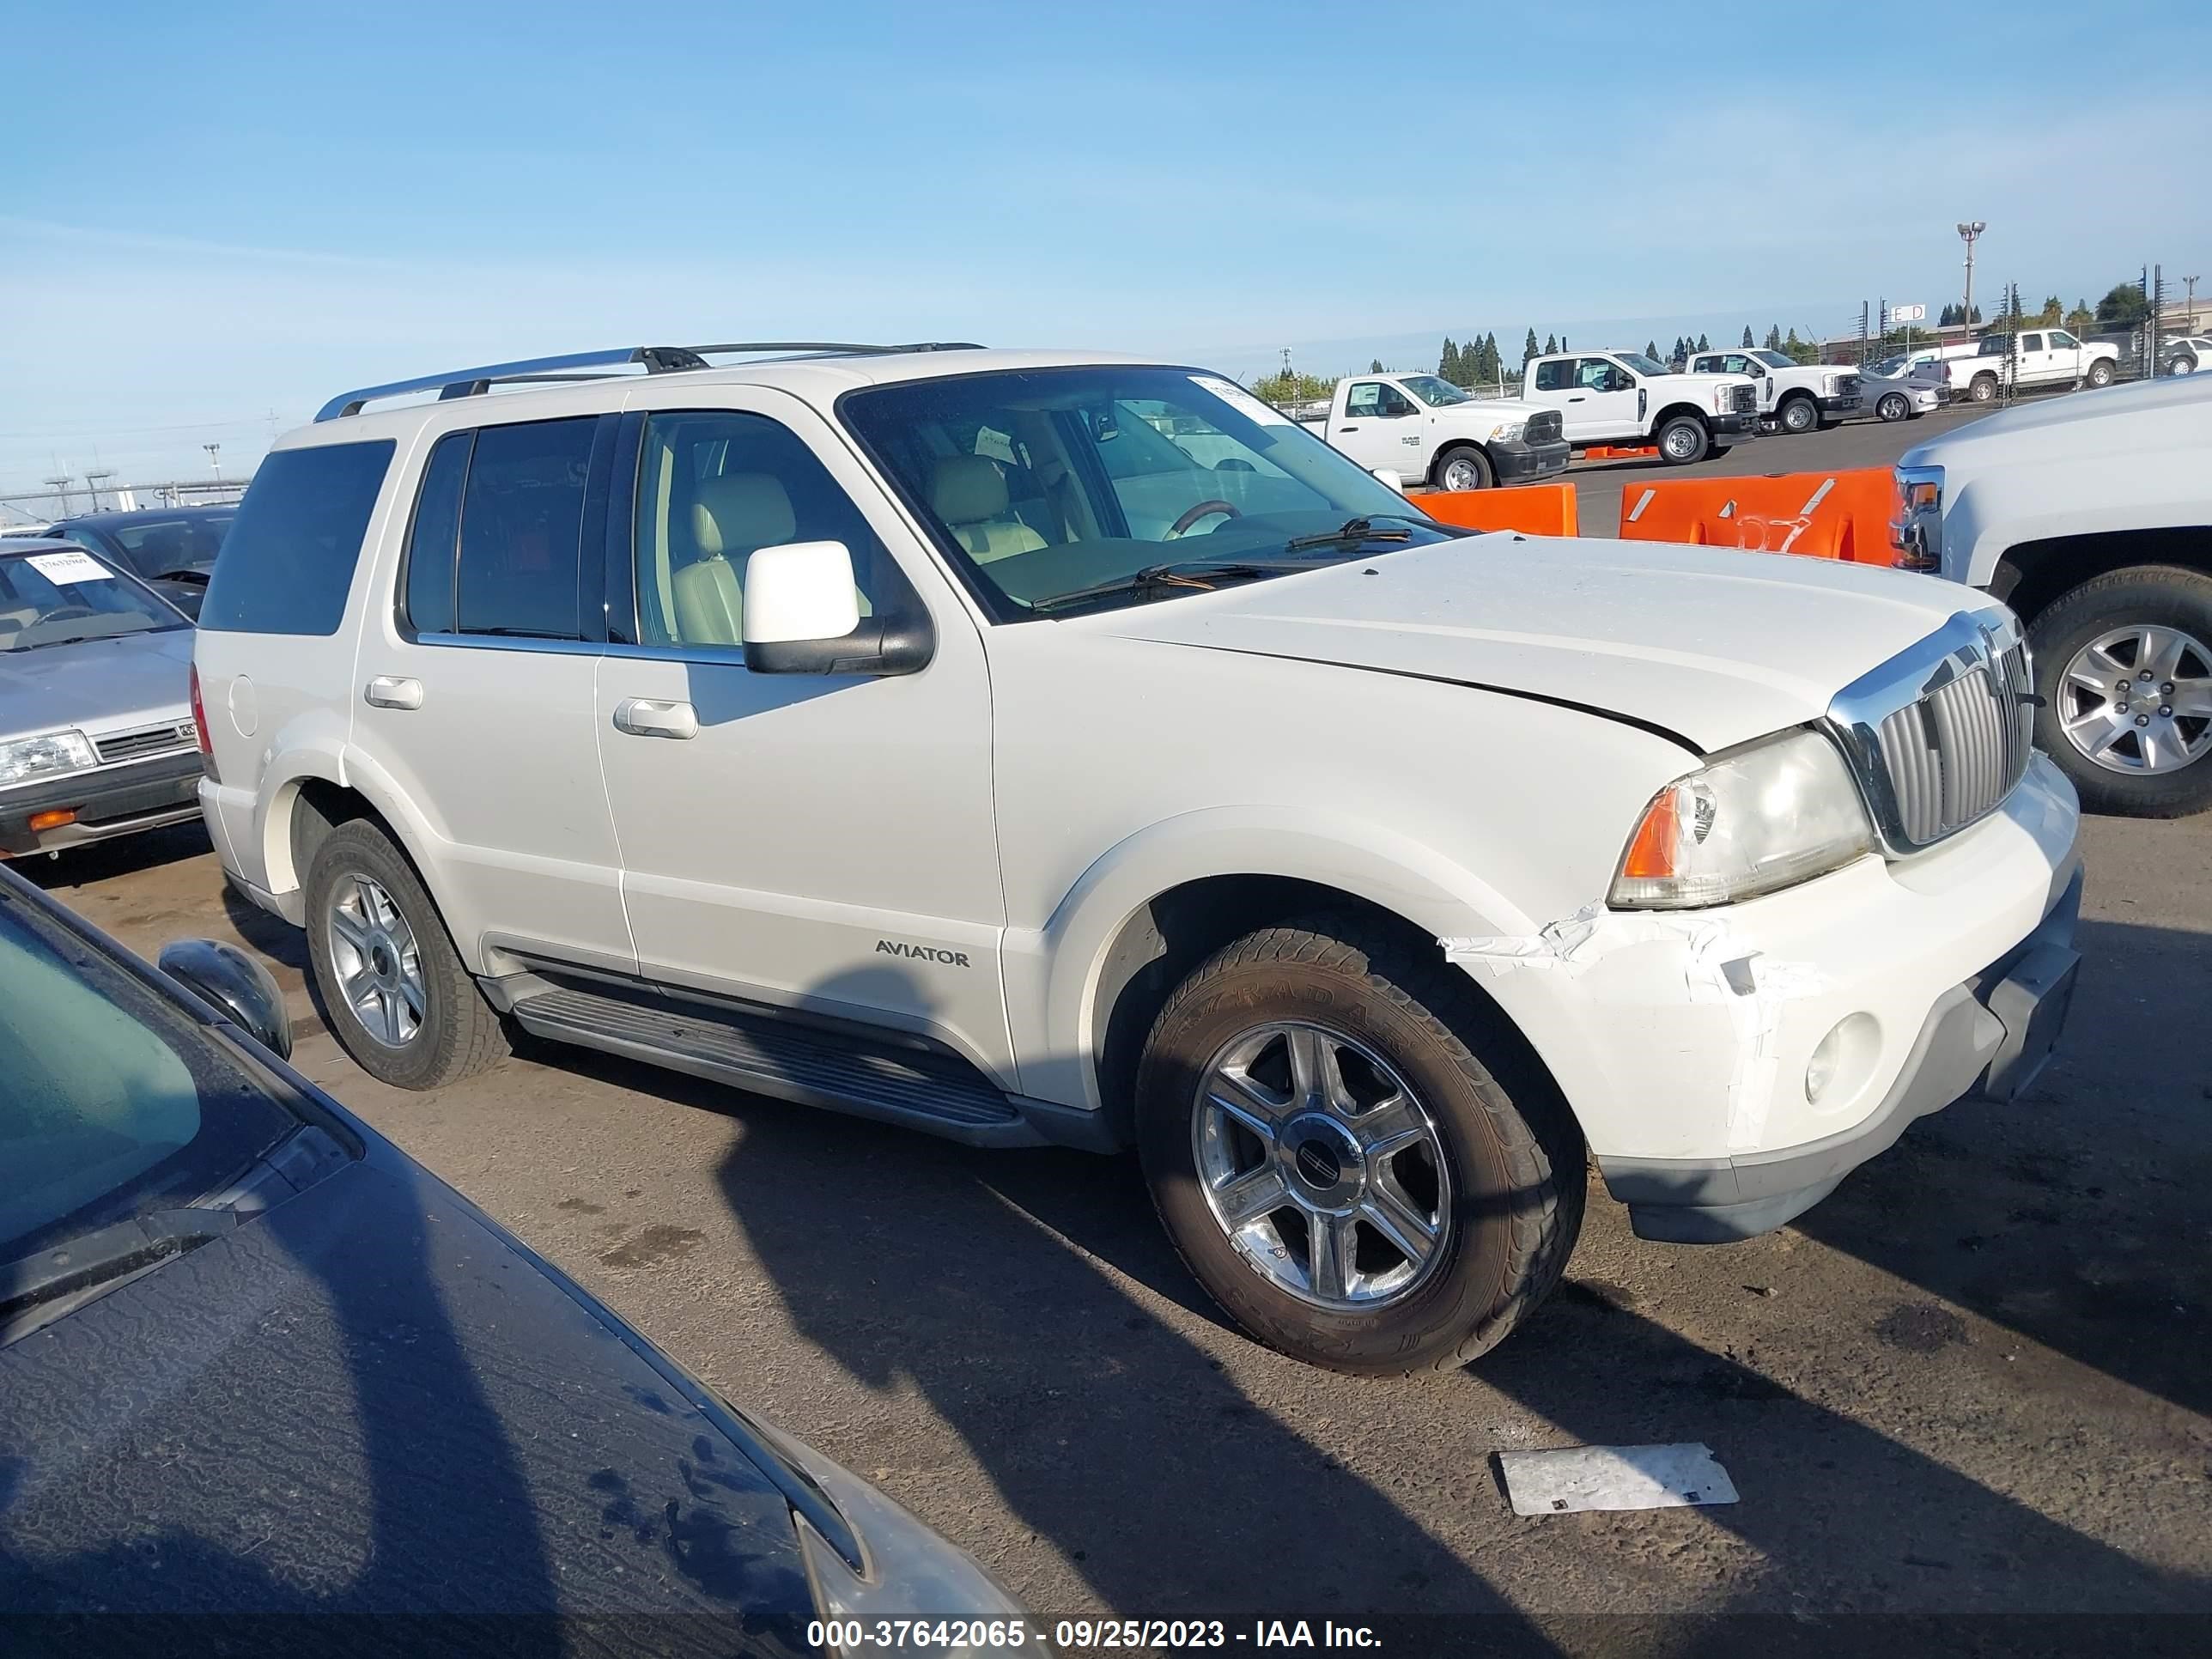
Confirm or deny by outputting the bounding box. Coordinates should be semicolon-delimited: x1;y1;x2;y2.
1729;384;1758;414
1828;616;2034;854
94;722;197;766
1526;410;1563;444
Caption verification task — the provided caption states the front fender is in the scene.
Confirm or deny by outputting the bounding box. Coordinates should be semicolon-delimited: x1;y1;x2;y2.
1951;459;2212;588
1003;805;1571;1115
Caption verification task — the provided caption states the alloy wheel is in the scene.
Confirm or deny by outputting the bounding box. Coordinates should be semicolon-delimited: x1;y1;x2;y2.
327;873;428;1046
1191;1021;1452;1310
2058;624;2212;775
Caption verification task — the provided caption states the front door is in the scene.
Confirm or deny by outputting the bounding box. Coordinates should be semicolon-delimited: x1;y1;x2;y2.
350;414;635;975
2045;329;2085;382
593;394;1012;1080
1335;380;1426;476
1562;356;1640;441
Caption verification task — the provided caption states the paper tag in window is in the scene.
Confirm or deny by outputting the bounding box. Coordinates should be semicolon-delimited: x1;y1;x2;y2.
26;550;114;584
1189;375;1291;427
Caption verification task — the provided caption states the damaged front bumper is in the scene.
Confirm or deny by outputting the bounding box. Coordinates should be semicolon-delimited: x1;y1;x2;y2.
1443;753;2083;1246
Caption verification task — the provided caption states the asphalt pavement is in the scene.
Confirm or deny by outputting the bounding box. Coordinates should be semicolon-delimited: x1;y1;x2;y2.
19;464;2212;1644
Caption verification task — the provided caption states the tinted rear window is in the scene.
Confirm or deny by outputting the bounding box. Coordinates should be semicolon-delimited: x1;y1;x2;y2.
198;441;393;635
454;417;594;640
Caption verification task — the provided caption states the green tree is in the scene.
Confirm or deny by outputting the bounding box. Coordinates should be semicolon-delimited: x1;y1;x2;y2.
1695;332;1711;353
1250;369;1334;407
1644;339;1660;361
1543;332;1558;355
1369;357;1385;374
1438;337;1459;380
1522;327;1540;366
2065;299;2094;333
2096;283;2149;326
1741;325;1755;348
1765;324;1784;349
2037;295;2063;325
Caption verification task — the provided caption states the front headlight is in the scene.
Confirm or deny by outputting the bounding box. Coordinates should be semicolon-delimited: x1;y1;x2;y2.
1609;730;1874;909
1710;384;1735;413
0;730;97;787
1823;373;1843;395
1487;421;1526;442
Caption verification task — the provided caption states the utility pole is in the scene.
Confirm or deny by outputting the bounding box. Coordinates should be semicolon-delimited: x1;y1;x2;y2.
1956;221;1985;330
2187;274;2201;328
204;443;222;484
42;474;74;517
83;469;114;514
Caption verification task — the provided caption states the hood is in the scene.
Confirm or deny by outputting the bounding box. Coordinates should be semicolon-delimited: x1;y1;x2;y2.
0;627;193;744
1085;536;1968;753
0;1154;813;1624
1904;372;2212;471
1435;398;1553;422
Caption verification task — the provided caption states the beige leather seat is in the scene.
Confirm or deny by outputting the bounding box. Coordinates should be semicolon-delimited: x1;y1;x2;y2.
672;473;797;645
930;454;1046;563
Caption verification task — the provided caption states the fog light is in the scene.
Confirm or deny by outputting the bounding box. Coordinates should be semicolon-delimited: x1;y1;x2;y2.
1806;1013;1879;1106
28;809;76;833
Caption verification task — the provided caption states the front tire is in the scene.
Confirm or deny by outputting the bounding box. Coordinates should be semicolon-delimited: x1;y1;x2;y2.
1433;445;1493;493
306;819;511;1089
2086;358;2116;388
1778;394;1817;434
2030;565;2212;817
1877;392;1911;422
1655;414;1710;465
1136;915;1584;1374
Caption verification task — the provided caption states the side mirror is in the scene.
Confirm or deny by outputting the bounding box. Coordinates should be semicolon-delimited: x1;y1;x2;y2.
1371;469;1406;495
158;939;292;1060
742;539;934;677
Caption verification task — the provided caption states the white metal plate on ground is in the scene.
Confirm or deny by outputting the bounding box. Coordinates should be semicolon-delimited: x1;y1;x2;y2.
1498;1443;1739;1515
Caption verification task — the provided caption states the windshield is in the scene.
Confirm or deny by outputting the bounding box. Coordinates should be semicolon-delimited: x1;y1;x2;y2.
841;366;1460;617
1396;374;1474;406
1752;349;1795;369
1614;352;1669;376
0;549;186;651
0;890;302;1267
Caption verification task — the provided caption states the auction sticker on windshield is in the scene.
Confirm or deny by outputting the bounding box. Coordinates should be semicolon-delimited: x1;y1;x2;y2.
1191;375;1291;427
26;550;114;584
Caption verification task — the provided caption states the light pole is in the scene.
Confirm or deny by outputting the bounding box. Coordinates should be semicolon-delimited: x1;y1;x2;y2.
1956;221;1985;330
204;443;222;484
84;469;114;514
2188;274;2202;329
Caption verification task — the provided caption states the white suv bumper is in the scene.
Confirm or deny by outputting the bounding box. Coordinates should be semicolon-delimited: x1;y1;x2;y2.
1456;753;2083;1243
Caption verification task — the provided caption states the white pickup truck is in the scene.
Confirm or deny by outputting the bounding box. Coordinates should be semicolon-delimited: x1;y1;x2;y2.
1688;348;1863;434
1294;373;1569;491
1940;329;2121;404
1519;349;1762;464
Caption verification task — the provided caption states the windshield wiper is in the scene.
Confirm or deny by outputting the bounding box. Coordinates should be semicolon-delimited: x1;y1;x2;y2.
0;1207;242;1316
1033;557;1325;613
1284;516;1419;553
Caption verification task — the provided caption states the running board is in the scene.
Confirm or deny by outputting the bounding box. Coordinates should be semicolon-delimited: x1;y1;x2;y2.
504;982;1048;1148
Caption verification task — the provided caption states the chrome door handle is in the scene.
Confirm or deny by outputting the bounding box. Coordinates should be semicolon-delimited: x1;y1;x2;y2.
612;697;698;739
364;676;424;710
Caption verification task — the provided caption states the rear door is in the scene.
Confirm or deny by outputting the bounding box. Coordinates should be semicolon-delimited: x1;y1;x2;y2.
349;415;635;975
2014;331;2051;385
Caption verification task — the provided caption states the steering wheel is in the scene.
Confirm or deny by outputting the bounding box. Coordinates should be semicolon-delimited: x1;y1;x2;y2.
1167;500;1241;538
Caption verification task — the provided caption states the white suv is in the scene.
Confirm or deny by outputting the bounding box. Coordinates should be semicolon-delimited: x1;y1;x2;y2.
195;343;2084;1375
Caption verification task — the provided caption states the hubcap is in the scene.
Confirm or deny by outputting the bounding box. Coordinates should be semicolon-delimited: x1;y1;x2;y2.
1192;1021;1452;1310
1663;426;1696;459
1444;459;1481;490
1784;402;1812;430
327;874;427;1047
2057;624;2212;775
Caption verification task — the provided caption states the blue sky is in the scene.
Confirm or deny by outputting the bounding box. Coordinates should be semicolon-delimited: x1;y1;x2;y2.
4;0;2208;494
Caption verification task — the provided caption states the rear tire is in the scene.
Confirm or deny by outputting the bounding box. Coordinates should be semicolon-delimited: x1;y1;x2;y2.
1655;414;1710;465
2028;565;2212;818
1968;373;1998;404
1136;915;1585;1374
306;819;511;1089
1432;445;1494;493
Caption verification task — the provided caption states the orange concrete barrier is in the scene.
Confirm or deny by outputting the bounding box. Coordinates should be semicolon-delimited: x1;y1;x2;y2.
1613;467;1898;565
1581;444;1658;461
1419;481;1579;538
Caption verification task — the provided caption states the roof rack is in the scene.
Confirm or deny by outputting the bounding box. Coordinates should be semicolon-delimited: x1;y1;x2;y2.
313;341;986;422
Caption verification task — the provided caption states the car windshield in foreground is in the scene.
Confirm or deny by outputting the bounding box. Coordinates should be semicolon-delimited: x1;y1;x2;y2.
1398;374;1474;406
1615;352;1670;375
0;549;186;651
841;365;1462;617
0;887;303;1290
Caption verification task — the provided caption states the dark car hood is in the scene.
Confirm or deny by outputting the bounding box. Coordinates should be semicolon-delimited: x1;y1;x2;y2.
0;1152;813;1639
